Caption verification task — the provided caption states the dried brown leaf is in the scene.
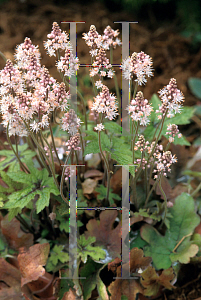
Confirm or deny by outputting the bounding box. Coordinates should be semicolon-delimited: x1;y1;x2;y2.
84;169;104;180
0;258;21;300
17;243;50;286
108;248;152;300
1;214;33;250
110;168;122;195
141;266;175;296
81;178;98;194
61;288;77;300
85;210;144;259
108;261;143;300
108;257;121;273
85;210;121;258
27;271;54;299
130;248;152;273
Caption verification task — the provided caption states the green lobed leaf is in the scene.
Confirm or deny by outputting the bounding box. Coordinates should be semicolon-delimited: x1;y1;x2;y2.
58;270;74;300
134;208;161;221
165;106;194;125
77;235;106;264
4;168;59;213
58;215;83;233
83;130;111;155
46;245;69;272
80;258;103;300
95;185;121;206
7;208;22;221
0;170;24;202
144;94;194;145
0;143;36;172
170;134;190;146
104;121;130;137
141;192;200;269
84;140;100;155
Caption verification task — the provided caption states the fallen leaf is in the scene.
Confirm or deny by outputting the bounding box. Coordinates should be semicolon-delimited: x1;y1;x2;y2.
108;257;121;273
0;258;21;300
81;178;98;195
108;263;142;300
61;288;77;300
85;210;122;258
84;169;104;180
130;248;152;274
27;271;54;299
108;248;152;300
108;271;143;300
1;214;33;250
110;167;122;195
85;210;143;259
141;266;175;296
17;243;50;286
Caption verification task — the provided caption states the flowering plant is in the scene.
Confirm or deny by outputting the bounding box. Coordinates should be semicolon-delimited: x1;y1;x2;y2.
0;22;199;300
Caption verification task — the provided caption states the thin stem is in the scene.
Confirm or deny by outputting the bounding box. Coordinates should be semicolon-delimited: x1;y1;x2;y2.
90;56;98;97
132;81;138;100
6;124;30;174
148;110;168;162
173;233;192;253
22;120;60;190
132;121;139;164
40;132;55;173
191;182;201;198
49;123;62;168
144;178;159;208
15;134;18;155
98;130;111;202
147;158;156;196
26;136;44;169
152;117;164;143
114;73;121;126
16;214;35;234
57;49;88;130
78;128;85;165
159;177;168;228
132;176;138;210
36;133;51;175
110;46;113;65
136;110;169;185
60;149;72;205
164;141;170;151
110;47;121;126
145;165;148;198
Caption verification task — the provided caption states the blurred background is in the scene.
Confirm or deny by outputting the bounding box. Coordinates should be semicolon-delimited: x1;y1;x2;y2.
0;0;201;136
0;0;201;102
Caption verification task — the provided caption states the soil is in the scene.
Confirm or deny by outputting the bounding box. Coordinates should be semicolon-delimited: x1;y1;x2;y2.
0;0;201;299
